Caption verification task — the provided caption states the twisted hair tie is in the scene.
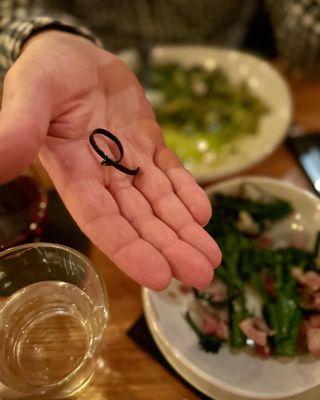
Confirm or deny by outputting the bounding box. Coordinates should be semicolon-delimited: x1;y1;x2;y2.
89;128;140;176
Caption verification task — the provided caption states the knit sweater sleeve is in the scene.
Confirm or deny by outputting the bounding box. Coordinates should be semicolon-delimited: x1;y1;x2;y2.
0;0;101;70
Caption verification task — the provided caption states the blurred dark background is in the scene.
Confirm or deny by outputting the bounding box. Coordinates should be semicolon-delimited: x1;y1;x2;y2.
243;2;277;58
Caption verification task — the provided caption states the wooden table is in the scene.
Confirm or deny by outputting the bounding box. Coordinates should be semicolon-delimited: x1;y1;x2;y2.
38;65;320;400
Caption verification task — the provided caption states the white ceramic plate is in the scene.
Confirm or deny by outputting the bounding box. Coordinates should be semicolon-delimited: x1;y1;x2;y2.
119;46;292;183
143;177;320;400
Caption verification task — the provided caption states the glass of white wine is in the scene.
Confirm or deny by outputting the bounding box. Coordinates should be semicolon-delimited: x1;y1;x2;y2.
0;243;109;399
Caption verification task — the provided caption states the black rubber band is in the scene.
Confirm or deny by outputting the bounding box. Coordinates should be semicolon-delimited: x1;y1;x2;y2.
89;128;140;176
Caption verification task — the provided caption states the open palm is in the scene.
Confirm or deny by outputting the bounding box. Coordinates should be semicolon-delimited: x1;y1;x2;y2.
0;31;221;290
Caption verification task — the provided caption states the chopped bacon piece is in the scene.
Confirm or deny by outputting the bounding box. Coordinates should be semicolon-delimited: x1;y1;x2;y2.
239;318;268;346
307;328;320;357
290;231;309;249
310;293;320;310
203;314;220;334
263;275;276;297
216;308;229;324
258;236;273;249
216;322;229;341
291;268;320;292
254;343;271;359
203;278;228;303
202;314;229;341
300;320;309;336
235;211;260;235
297;320;309;354
252;317;273;335
309;315;320;328
292;267;305;282
178;284;192;294
304;272;320;292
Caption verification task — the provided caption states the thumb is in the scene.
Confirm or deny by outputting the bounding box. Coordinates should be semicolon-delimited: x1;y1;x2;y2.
0;64;51;184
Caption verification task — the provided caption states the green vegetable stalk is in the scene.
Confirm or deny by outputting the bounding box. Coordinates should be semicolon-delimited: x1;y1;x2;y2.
197;190;319;357
217;232;251;349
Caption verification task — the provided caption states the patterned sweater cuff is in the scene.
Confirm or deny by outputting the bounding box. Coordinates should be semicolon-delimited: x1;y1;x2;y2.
1;16;102;68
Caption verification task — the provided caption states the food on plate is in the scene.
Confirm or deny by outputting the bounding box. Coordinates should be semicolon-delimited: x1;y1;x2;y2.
185;184;320;358
139;63;269;168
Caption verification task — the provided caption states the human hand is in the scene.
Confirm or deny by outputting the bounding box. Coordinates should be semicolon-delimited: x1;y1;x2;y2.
0;31;221;290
